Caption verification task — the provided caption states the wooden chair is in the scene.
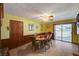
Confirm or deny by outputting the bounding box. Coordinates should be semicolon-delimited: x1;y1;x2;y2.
46;33;53;46
32;37;41;51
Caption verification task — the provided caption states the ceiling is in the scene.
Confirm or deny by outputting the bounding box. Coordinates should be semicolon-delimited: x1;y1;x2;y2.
4;3;79;22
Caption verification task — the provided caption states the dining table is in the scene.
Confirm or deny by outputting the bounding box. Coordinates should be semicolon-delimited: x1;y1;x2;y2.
35;35;50;49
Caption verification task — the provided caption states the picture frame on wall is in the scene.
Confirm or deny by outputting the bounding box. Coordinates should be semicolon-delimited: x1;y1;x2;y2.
28;24;34;31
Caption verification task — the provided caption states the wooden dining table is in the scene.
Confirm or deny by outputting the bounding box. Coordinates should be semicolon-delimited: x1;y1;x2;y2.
35;35;49;49
35;35;48;42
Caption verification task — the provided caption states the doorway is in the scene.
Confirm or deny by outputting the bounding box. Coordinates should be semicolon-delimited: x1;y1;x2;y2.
54;24;72;42
10;20;23;48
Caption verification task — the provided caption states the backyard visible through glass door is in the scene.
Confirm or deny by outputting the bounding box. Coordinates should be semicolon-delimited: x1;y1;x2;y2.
54;25;62;41
62;24;72;42
54;24;72;42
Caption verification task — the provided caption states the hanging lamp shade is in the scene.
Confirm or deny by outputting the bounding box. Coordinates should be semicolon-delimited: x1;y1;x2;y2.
49;16;53;20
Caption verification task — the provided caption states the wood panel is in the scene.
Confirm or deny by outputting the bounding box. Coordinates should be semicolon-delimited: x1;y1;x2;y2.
1;35;33;49
1;39;9;48
23;35;33;44
1;32;54;49
0;3;4;48
0;3;4;18
9;20;23;49
51;33;54;39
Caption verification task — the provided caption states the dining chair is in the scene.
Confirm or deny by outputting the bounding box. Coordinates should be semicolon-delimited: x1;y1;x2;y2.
32;36;41;51
49;33;53;46
42;34;51;50
46;33;53;47
36;35;47;49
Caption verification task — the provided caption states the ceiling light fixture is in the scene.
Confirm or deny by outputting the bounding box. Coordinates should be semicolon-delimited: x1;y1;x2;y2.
49;16;53;20
40;15;53;22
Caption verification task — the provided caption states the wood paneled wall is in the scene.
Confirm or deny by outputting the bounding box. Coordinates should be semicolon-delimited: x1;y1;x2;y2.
0;3;4;48
1;33;54;49
1;39;9;48
2;35;33;49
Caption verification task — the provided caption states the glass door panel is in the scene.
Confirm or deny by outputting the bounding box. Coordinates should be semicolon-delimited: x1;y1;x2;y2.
54;24;72;42
54;25;62;40
62;24;72;42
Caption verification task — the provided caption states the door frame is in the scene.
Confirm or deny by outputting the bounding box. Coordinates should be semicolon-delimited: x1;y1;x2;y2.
54;23;73;43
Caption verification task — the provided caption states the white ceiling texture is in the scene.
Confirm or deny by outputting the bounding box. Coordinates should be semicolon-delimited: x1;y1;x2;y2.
4;3;79;22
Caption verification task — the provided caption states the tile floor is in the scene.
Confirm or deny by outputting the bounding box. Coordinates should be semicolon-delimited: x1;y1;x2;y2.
9;40;79;56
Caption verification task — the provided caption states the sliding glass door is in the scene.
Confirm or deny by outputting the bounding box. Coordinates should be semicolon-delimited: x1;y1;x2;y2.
62;24;72;42
54;24;72;42
54;25;62;40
